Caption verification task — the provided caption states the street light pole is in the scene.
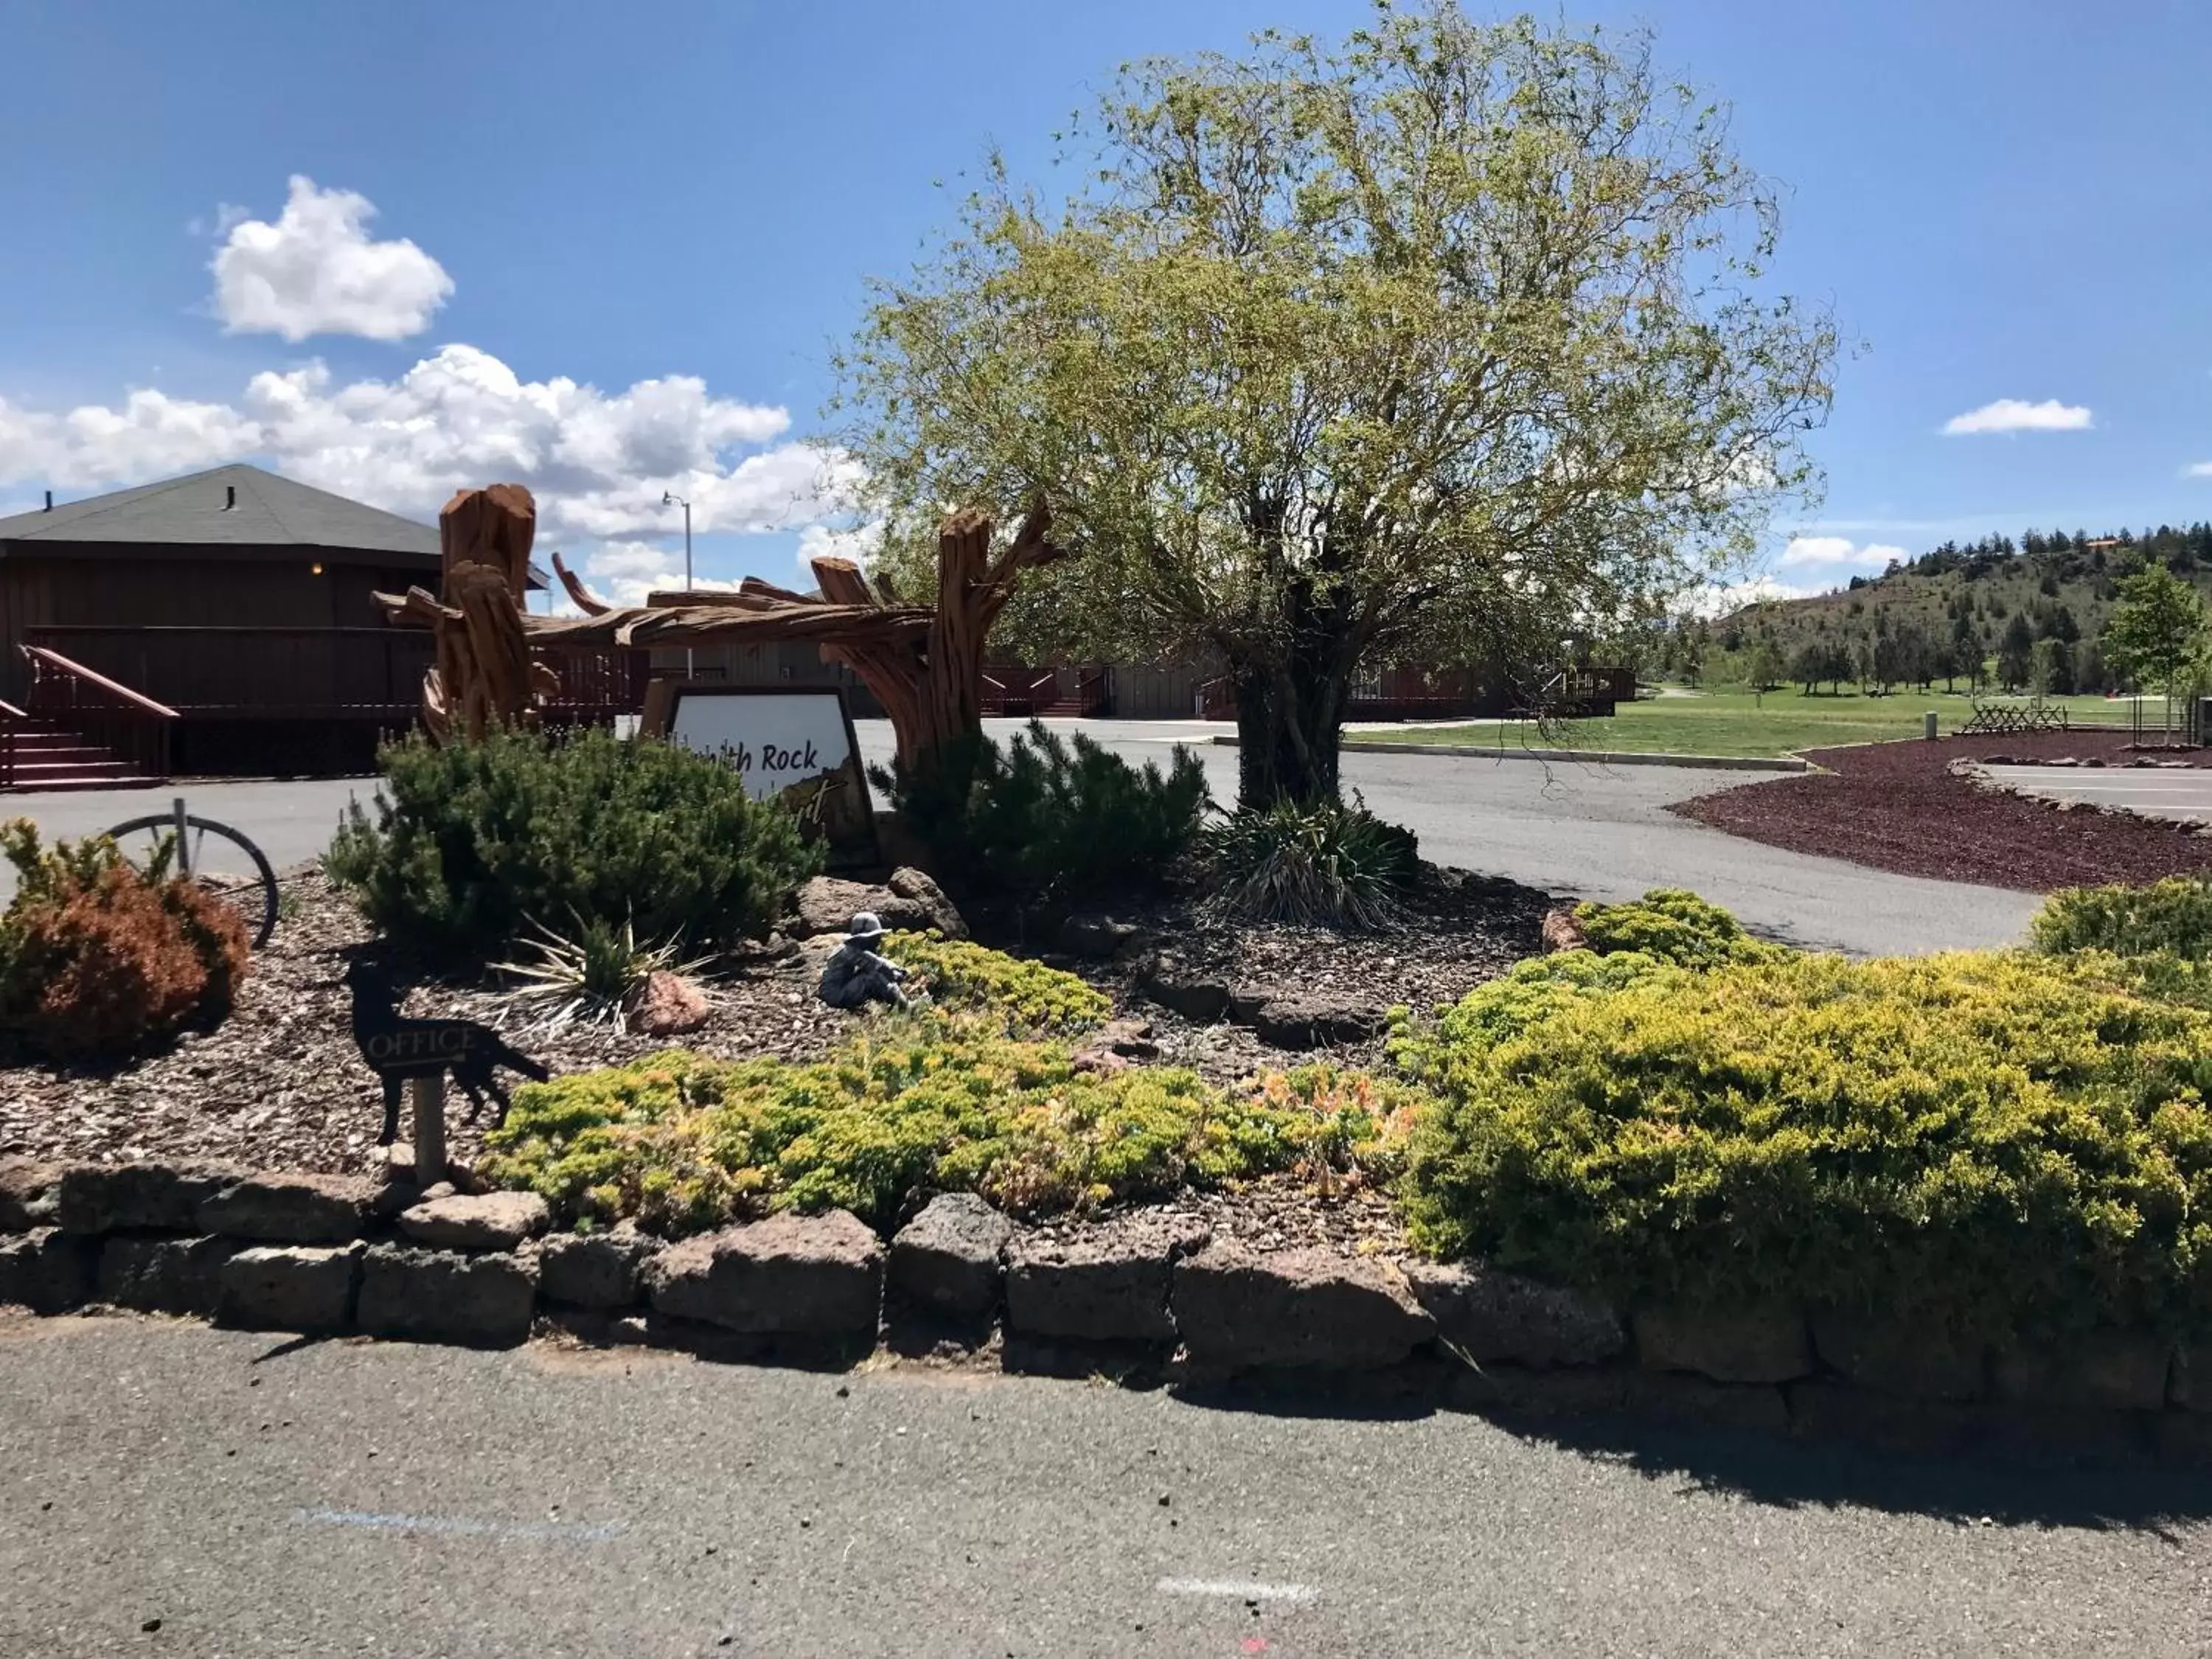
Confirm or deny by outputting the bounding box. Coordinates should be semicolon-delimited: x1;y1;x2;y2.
663;491;695;680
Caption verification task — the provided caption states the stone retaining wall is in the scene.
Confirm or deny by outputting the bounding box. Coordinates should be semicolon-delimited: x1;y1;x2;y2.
4;1159;2206;1464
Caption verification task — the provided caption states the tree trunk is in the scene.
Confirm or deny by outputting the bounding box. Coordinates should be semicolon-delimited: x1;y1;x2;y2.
1228;631;1355;810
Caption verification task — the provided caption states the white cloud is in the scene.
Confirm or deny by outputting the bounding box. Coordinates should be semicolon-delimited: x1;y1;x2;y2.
1775;536;1907;571
578;540;748;609
2185;461;2212;479
1941;398;2093;436
794;521;883;574
210;176;453;342
1688;574;1816;617
0;343;853;565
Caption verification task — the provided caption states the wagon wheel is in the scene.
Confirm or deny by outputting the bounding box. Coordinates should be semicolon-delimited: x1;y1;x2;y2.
105;808;281;950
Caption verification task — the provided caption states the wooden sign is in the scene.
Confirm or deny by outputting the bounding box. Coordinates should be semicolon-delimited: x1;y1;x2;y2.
641;684;880;871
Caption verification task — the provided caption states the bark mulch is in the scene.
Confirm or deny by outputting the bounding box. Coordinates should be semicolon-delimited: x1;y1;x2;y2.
1671;730;2212;894
0;863;1552;1186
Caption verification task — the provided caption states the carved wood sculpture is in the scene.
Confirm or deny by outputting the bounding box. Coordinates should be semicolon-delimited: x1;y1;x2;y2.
376;484;560;742
534;501;1064;780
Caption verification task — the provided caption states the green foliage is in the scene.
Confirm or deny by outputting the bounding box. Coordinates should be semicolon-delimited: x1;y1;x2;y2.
873;721;1209;905
2033;876;2212;961
0;818;251;1060
883;931;1110;1033
324;728;821;964
1399;948;2212;1341
2102;564;2208;695
480;1017;1335;1234
1203;796;1416;928
1570;888;1784;967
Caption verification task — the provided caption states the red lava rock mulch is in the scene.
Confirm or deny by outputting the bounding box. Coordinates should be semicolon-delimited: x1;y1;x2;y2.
1672;730;2212;893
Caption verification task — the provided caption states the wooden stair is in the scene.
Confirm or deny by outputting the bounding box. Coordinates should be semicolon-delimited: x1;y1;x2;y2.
1;720;157;792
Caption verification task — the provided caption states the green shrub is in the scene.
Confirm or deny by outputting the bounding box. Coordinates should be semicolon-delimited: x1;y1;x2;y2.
884;931;1109;1032
1203;795;1416;928
2032;875;2212;960
1570;888;1784;967
480;1016;1332;1233
1399;948;2212;1342
1389;949;1683;1079
0;819;251;1060
872;720;1209;904
324;728;821;963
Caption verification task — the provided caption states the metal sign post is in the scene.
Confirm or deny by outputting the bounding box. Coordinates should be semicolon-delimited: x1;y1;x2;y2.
411;1075;447;1186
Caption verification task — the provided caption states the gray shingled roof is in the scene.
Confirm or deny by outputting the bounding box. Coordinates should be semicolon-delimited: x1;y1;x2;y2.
0;464;439;559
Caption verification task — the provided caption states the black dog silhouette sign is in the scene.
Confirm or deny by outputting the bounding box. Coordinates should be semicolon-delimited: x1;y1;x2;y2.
344;960;549;1153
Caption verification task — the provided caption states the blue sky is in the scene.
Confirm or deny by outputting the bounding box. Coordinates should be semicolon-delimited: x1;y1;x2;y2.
4;0;2211;605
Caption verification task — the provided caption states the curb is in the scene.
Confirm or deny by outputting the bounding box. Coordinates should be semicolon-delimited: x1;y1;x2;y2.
1208;736;1809;773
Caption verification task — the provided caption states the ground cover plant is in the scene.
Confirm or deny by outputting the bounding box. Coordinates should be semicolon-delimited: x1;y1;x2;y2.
0;819;251;1061
482;1012;1409;1235
885;931;1110;1033
1394;900;2212;1342
324;727;821;964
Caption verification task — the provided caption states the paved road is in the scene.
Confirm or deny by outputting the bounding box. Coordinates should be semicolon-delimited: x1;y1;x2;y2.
1984;764;2212;826
0;720;2040;956
1;1315;2206;1658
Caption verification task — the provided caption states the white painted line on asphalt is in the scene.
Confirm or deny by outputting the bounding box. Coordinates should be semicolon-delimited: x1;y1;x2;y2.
293;1506;625;1543
1155;1577;1319;1603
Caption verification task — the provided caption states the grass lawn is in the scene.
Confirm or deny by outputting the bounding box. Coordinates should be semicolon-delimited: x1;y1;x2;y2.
1357;688;2149;759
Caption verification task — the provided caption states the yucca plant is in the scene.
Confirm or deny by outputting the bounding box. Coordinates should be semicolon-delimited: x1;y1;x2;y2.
1201;795;1416;929
493;912;709;1033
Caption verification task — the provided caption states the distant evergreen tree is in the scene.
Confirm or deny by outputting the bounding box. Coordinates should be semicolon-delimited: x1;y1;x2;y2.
1997;613;2037;690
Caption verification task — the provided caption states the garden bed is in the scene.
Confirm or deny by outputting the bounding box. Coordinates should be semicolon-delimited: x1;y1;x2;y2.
0;862;1551;1181
1672;731;2212;891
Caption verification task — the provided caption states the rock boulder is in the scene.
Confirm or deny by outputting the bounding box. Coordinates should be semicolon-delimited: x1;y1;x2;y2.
57;1162;243;1235
97;1234;243;1317
790;871;964;941
1633;1301;1812;1385
1004;1219;1205;1343
1172;1242;1433;1370
535;1228;661;1311
646;1211;883;1337
400;1192;552;1252
0;1228;97;1314
216;1244;361;1335
356;1245;539;1348
888;1194;1012;1320
627;970;710;1037
198;1172;378;1245
1403;1262;1624;1368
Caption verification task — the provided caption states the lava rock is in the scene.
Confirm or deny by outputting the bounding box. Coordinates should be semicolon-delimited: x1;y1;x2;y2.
399;1192;552;1252
1992;1331;2173;1413
1172;1242;1433;1370
1633;1301;1812;1385
1070;1018;1161;1077
1404;1262;1624;1368
646;1211;883;1337
216;1244;361;1335
1137;956;1231;1023
627;970;710;1037
0;1160;60;1231
356;1244;539;1348
96;1235;244;1316
1004;1220;1206;1343
535;1228;661;1311
1809;1309;1987;1402
1060;915;1141;959
1540;909;1589;952
57;1162;243;1235
888;1194;1013;1319
1241;994;1387;1051
198;1172;378;1245
790;872;965;940
0;1228;98;1314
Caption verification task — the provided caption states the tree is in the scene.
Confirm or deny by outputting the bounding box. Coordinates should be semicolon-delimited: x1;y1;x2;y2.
2029;637;2074;698
833;4;1837;807
1789;641;1826;695
1744;638;1786;698
1997;613;2036;691
2101;565;2209;742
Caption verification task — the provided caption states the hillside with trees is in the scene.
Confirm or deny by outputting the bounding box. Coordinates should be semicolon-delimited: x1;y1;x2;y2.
1676;523;2212;694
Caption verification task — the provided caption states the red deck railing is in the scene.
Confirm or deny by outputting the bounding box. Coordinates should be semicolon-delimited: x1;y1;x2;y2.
21;645;178;782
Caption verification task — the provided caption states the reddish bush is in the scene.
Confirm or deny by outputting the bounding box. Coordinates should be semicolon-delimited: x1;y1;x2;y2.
0;819;251;1060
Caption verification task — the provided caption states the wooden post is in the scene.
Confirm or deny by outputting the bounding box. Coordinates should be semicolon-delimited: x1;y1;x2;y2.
411;1074;447;1186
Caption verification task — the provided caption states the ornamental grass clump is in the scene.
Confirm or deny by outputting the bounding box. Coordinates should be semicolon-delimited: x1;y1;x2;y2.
0;818;250;1060
324;727;821;964
1203;796;1417;928
480;1016;1338;1235
1399;947;2212;1343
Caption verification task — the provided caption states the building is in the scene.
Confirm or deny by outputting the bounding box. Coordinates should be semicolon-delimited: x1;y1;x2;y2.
0;463;616;787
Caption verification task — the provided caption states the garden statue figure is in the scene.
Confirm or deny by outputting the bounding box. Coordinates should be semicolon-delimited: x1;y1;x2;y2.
818;911;911;1011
